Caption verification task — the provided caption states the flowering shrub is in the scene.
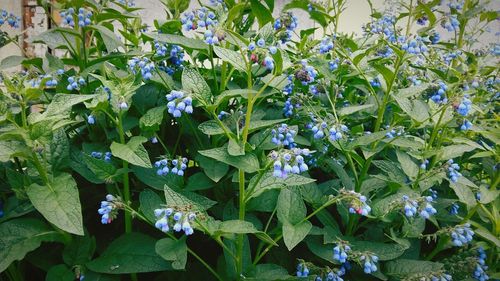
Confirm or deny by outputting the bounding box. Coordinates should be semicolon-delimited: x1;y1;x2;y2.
0;0;499;280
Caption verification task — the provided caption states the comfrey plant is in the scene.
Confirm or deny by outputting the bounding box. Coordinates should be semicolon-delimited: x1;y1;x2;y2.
0;0;498;280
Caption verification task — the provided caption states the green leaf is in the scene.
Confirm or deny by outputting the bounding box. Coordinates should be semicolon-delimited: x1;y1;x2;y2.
196;154;229;182
42;94;96;117
396;150;419;180
87;233;172;274
63;235;96;266
219;220;259;234
385;259;443;278
350;240;409;261
338;104;374;116
139;189;164;223
182;67;212;104
306;236;335;263
326;159;354;190
110;136;152;168
393;95;429;123
198;145;260;173
247;172;316;200
277;188;306;225
46;129;70;173
214;89;259;107
449;178;476;208
0;55;25;70
83;154;117;182
46;264;74;281
28;28;78;50
147;33;208;51
132;165;184;190
440;144;478;160
89;25;124;51
164;184;216;212
473;227;500;248
247;264;289;280
26;173;84;235
185;172;215;191
155;237;188;270
139;106;165;131
283;221;312;251
0;218;63;272
213;46;247;72
250;0;273;27
198;118;286;136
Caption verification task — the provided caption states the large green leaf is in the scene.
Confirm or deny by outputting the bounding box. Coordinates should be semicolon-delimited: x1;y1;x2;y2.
132;165;184;190
385;259;443;278
89;25;124;51
63;235;96;266
196;155;229;183
247;172;316;199
250;0;273;27
155;237;187;270
42;94;96;117
148;33;208;50
26;173;84;235
182;67;212;104
46;264;74;281
164;184;216;212
213;46;247;72
277;188;306;225
87;233;172;274
350;240;409;261
139;189;164;223
283;221;312;251
0;218;63;272
198;145;260;173
139;106;165;132
110;136;152;168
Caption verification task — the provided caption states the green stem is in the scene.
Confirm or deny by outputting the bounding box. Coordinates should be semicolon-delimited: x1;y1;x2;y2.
208;45;218;92
405;0;413;37
117;113;132;234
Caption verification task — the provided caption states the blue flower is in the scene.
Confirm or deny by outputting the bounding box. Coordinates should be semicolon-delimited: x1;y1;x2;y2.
0;199;4;218
0;9;21;28
333;244;351;263
447;159;462;183
430;81;448;104
263;56;274;71
401;195;436;219
271;124;296;148
117;0;136;7
155;157;188;176
248;42;256;51
449;203;460;215
450;223;474;247
87;115;95;124
257;38;265;47
296;263;309;277
420;159;429;169
269;46;277;55
166;90;193;118
457;95;472;116
461;119;473;131
473;247;490;280
119;101;128;110
128;57;155;80
361;254;379;274
318;36;334;54
270;148;311;178
97;195;117;224
66;76;84;91
155;208;196;235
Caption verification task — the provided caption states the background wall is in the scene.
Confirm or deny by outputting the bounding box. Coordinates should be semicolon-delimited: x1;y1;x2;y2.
1;0;499;66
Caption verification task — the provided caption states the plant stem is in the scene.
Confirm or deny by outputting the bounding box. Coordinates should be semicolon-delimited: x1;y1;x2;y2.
117;113;132;234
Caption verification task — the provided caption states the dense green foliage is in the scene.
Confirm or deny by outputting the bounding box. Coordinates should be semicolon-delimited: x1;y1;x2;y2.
0;0;499;280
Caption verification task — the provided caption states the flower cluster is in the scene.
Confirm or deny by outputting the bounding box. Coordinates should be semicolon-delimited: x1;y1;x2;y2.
447;159;462;183
318;36;335;54
91;151;112;162
341;189;371;216
270;148;311;178
385;127;404;138
333;243;351;263
401;195;437;219
324;270;344;281
360;254;379;274
429;272;453;281
60;7;93;27
217;110;229;120
430;81;448;104
472;247;489;281
117;0;136;7
166;90;193;118
67;76;86;91
296;263;310;277
154;208;196;235
365;15;397;42
420;159;429;169
97;195;119;224
128;57;155;80
154;42;184;75
274;12;298;43
295;60;318;87
0;9;20;28
457;95;472;116
283;97;301;117
154;157;188;176
271;124;296;148
329;58;340;71
181;8;217;31
442;15;460;32
460;119;473;131
450;223;474;247
401;37;428;55
449;203;460;215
